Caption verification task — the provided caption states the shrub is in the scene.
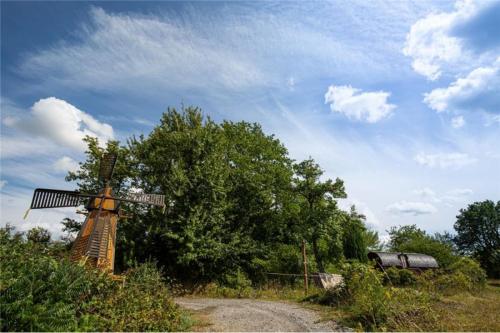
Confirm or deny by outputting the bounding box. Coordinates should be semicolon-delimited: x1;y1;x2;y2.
218;269;253;298
0;227;189;332
319;263;435;331
383;267;416;286
448;257;487;287
416;257;487;295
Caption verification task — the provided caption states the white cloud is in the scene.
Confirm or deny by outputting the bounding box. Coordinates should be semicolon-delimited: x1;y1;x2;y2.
414;187;473;204
17;5;413;97
5;97;113;153
441;188;473;203
403;0;496;80
413;187;438;201
53;156;79;174
338;198;380;229
324;85;396;123
0;180;7;190
414;152;476;169
424;58;500;114
451;115;465;128
386;201;437;216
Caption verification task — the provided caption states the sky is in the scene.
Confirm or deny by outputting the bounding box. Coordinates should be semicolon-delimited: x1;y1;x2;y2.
1;0;499;240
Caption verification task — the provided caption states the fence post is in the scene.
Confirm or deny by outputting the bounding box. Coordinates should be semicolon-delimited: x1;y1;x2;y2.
302;239;308;295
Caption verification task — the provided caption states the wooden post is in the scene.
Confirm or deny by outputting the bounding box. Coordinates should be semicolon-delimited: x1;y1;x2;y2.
302;239;308;295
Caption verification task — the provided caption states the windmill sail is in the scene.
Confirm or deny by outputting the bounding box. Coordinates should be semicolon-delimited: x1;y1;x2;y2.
30;188;94;209
98;153;117;182
121;192;165;207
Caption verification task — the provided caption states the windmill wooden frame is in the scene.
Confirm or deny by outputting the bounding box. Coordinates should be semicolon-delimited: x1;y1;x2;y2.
26;153;165;273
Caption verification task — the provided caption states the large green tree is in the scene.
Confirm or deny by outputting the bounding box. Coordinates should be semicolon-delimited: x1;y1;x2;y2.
293;159;346;272
454;200;500;278
66;107;297;280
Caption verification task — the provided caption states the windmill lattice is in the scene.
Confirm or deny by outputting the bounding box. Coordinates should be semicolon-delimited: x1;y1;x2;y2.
26;153;165;273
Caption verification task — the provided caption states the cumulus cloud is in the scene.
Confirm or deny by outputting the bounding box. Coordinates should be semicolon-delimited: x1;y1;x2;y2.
414;152;476;169
451;115;465;128
424;58;500;114
0;180;7;190
403;0;498;80
386;201;437;216
324;85;396;123
53;156;80;174
5;97;113;153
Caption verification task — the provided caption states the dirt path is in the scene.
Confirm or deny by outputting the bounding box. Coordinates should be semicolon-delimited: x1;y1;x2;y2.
175;297;348;332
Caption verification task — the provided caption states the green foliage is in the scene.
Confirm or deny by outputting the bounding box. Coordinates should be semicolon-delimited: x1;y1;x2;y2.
454;200;500;278
448;257;487;286
417;258;486;295
342;207;368;262
68;107;352;280
26;227;51;244
293;158;346;272
383;267;416;286
388;224;458;268
322;263;435;331
0;227;188;332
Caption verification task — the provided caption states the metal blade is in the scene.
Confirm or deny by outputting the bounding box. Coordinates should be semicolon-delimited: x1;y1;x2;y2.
29;188;95;209
98;153;117;182
116;192;165;207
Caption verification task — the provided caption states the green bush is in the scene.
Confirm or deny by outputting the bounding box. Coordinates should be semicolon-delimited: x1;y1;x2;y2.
314;263;435;331
383;267;416;286
217;269;253;298
416;258;486;295
448;257;487;287
0;227;189;332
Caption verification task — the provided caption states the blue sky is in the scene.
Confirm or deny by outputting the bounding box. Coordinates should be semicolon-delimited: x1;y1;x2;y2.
1;0;499;239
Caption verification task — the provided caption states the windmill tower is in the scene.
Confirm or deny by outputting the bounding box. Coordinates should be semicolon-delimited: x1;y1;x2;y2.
26;153;165;273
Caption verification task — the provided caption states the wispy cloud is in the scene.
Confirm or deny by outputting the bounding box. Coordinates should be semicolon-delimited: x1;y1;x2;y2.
17;5;414;97
386;200;437;216
324;85;395;123
53;156;80;174
414;152;476;169
451;116;465;128
414;187;473;204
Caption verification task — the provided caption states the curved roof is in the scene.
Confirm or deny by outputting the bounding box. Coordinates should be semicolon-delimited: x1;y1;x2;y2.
368;252;403;267
405;253;439;268
368;251;439;269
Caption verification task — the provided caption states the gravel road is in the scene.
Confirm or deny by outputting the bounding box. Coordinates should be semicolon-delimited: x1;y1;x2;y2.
175;297;348;332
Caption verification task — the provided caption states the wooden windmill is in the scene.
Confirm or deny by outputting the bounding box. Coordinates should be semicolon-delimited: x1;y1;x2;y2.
26;153;165;273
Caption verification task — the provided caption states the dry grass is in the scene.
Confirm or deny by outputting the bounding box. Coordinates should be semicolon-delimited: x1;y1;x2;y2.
424;281;500;332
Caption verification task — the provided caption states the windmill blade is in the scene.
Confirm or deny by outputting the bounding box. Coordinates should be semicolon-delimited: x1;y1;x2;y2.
98;153;117;182
116;192;166;207
29;188;95;209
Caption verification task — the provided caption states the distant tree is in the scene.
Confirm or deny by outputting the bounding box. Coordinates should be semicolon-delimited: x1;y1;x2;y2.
364;229;382;251
342;206;368;262
26;227;51;244
388;224;457;268
454;200;500;278
293;158;346;272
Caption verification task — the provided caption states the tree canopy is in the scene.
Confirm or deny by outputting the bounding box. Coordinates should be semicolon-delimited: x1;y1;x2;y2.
454;200;500;278
65;106;469;281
